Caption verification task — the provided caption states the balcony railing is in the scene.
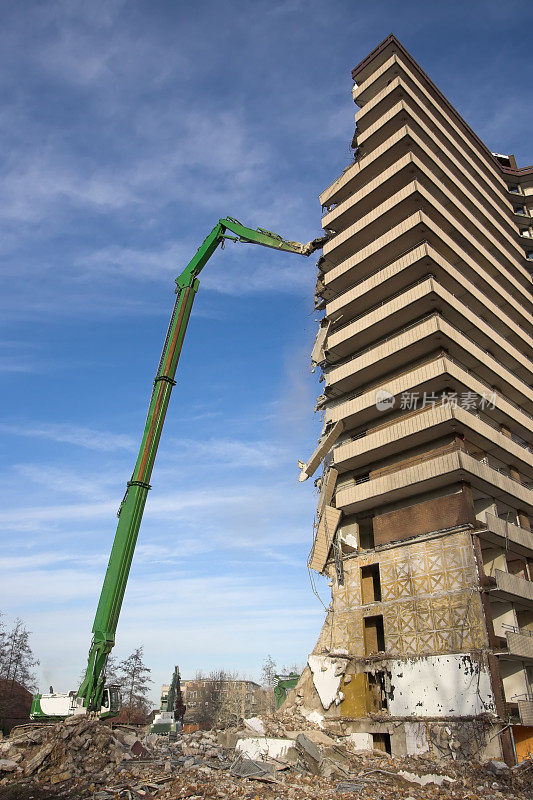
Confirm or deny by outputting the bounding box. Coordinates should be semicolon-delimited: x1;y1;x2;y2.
518;700;533;725
493;569;533;606
322;346;533;432
483;514;533;555
500;627;533;660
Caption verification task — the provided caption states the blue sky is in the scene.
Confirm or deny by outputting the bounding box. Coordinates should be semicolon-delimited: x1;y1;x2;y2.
1;0;532;704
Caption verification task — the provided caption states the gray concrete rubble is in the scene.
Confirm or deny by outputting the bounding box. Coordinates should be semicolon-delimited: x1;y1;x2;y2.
0;713;531;799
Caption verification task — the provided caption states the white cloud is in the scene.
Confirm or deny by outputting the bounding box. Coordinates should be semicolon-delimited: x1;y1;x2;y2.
168;436;290;468
12;463;117;499
72;236;316;296
0;422;135;452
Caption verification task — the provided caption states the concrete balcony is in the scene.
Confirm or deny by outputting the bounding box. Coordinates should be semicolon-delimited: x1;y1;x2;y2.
325;243;533;358
323;146;525;275
501;631;533;661
324;315;533;415
324;181;422;265
492;570;533;609
322;152;415;234
319;126;410;209
323;179;532;308
479;514;533;558
333;404;533;480
321;210;427;296
322;114;515;258
324;355;533;444
353;52;403;108
335;449;533;516
322;212;533;339
518;700;533;725
326;278;533;382
354;71;513;231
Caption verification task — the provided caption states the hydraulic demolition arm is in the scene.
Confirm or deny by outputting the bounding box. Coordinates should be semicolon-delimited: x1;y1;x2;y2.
31;218;320;720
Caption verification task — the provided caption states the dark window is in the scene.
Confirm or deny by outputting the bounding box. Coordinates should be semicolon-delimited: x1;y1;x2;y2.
358;516;375;549
364;615;385;654
361;563;381;603
372;732;391;754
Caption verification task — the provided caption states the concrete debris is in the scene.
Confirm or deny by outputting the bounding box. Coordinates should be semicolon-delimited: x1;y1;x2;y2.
488;759;510;776
336;780;365;793
243;716;266;735
236;736;296;761
347;732;373;751
301;708;325;728
0;715;531;800
398;769;455;786
296;733;323;774
298;421;343;482
301;234;331;256
229;753;276;779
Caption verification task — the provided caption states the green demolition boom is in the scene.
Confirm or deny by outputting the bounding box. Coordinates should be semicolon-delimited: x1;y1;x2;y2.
31;218;316;721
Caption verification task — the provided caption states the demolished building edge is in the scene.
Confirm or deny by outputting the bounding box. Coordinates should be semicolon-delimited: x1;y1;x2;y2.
293;33;533;765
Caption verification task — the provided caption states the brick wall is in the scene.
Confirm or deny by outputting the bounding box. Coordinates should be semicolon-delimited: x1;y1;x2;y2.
373;485;474;546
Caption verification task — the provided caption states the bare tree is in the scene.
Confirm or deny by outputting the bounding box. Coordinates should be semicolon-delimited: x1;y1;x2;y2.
261;655;277;689
0;614;5;666
0;617;39;690
212;669;243;728
116;646;152;722
78;653;120;691
259;655;277;714
104;654;120;685
0;614;39;733
187;670;250;729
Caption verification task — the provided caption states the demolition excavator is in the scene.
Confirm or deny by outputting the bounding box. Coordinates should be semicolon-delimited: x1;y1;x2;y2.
30;218;323;721
150;666;186;736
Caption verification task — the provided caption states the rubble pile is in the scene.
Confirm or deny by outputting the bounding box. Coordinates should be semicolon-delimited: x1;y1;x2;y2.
0;716;531;800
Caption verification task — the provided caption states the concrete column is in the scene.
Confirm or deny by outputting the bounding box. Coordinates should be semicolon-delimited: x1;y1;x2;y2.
487;654;516;766
500;424;512;438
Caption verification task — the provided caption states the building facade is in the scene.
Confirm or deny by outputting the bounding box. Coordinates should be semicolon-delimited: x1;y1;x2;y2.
182;678;263;729
298;34;533;764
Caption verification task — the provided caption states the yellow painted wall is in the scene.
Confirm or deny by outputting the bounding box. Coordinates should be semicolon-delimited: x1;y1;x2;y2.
513;726;533;763
340;673;367;717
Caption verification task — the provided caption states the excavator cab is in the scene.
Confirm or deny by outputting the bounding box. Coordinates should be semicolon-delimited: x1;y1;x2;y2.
101;685;121;718
30;685;121;721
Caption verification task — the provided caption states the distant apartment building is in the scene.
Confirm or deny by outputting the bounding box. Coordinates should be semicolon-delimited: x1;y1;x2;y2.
182;678;263;729
298;34;533;764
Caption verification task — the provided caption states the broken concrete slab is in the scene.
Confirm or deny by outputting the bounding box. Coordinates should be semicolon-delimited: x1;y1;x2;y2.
336;780;365;793
299;421;343;481
24;742;54;776
243;716;265;736
404;721;430;755
230;754;276;778
307;654;348;709
296;733;323;774
301;708;325;728
346;732;373;752
488;759;509;776
398;770;455;787
235;737;296;762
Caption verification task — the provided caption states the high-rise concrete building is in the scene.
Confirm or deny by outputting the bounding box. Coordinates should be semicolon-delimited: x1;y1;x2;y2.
297;34;533;765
